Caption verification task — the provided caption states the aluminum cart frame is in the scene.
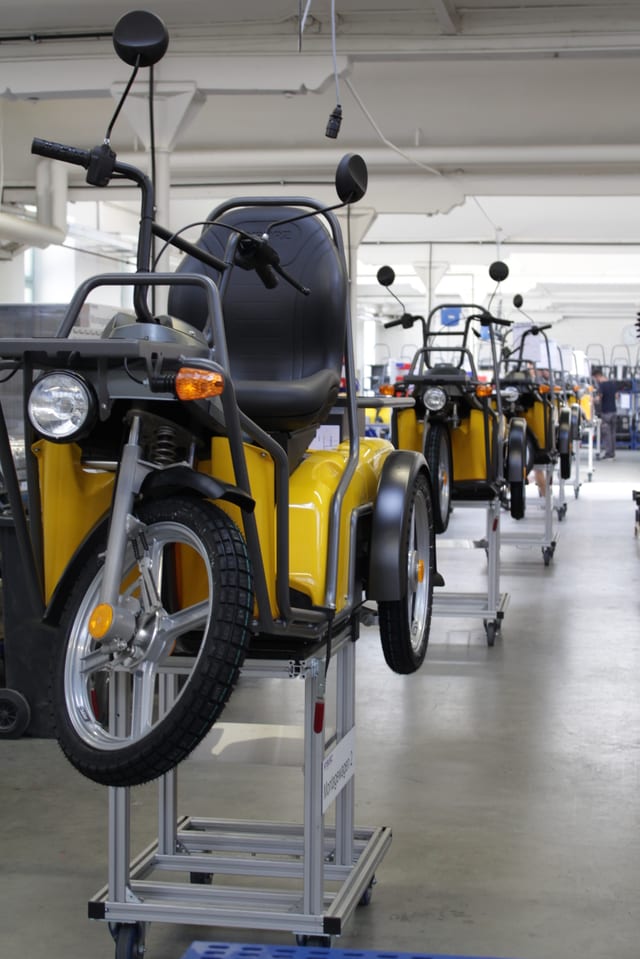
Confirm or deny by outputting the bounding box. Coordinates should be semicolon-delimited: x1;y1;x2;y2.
89;624;392;953
431;497;509;646
501;464;559;566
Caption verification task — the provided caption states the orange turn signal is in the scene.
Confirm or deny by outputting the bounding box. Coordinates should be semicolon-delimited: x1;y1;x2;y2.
538;383;551;394
379;383;395;396
475;384;493;398
175;368;224;401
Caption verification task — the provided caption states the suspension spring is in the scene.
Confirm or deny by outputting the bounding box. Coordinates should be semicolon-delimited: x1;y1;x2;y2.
150;425;179;466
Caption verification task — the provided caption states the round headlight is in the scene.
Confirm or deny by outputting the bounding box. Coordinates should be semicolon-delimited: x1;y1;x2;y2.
501;386;520;404
424;386;447;411
28;372;95;441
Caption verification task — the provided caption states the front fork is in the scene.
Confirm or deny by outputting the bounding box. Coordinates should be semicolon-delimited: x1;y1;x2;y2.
96;415;152;635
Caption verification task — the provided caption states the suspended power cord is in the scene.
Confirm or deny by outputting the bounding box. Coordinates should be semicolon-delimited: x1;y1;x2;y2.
344;75;505;244
324;0;342;138
298;0;342;138
344;76;441;176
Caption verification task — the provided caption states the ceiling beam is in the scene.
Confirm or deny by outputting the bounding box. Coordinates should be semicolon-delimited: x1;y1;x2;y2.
428;0;461;35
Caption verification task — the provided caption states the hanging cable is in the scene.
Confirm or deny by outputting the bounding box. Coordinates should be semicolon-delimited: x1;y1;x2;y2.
344;76;440;174
105;57;140;143
325;0;342;138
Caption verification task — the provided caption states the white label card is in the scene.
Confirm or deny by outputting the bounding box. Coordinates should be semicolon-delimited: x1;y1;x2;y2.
322;726;355;813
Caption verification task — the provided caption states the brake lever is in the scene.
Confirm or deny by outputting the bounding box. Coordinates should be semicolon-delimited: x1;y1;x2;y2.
236;234;310;295
272;261;310;296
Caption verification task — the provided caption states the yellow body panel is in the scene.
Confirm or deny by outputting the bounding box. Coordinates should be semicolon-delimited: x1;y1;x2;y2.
450;408;493;482
36;432;391;620
524;400;549;450
288;437;391;609
34;442;115;602
579;389;594;422
394;407;423;453
206;436;391;615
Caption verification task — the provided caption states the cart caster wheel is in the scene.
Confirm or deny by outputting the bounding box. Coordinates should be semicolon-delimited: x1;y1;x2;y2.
588;472;593;482
189;872;213;884
484;621;497;647
358;875;376;906
0;688;31;738
542;547;553;567
295;934;331;947
112;922;146;959
574;487;580;500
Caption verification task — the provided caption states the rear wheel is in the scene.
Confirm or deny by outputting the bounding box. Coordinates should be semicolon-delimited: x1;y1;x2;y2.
510;480;525;520
424;422;452;533
378;473;435;674
51;495;253;787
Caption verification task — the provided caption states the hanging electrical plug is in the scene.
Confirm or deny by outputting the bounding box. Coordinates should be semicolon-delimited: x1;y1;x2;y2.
325;103;342;139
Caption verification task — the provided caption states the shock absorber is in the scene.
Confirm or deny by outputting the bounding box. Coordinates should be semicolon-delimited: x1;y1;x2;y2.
150;424;179;466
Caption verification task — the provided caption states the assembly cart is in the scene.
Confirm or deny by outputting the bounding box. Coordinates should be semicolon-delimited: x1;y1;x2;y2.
431;496;509;647
89;623;392;957
500;464;560;566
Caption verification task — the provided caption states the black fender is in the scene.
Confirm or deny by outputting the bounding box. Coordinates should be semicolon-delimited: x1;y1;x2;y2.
506;417;527;483
367;449;432;602
570;403;582;440
557;407;572;455
140;464;255;513
44;517;110;626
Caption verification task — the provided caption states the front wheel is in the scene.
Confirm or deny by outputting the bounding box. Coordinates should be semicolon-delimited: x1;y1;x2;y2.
378;472;435;674
51;495;253;787
424;422;452;533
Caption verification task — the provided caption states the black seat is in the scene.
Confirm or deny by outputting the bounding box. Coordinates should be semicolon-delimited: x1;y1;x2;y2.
168;205;348;438
422;363;469;384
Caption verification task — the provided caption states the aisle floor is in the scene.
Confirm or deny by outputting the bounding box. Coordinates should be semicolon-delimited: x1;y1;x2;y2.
1;449;639;959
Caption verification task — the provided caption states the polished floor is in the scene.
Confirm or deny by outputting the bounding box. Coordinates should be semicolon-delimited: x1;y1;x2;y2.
1;449;639;959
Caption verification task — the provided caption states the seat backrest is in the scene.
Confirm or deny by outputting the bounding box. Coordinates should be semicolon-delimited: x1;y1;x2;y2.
168;205;348;433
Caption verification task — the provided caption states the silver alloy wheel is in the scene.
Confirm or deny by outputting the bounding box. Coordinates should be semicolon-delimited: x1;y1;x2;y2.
436;437;451;522
64;519;213;750
405;489;431;654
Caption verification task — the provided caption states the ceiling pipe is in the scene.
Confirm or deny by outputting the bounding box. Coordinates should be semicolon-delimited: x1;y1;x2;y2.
117;143;640;177
0;212;64;249
0;159;67;250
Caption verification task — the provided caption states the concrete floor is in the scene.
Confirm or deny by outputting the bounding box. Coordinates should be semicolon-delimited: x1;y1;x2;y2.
1;449;639;959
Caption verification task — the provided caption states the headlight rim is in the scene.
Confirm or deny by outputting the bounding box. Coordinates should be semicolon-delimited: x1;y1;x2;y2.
27;370;97;442
423;386;448;412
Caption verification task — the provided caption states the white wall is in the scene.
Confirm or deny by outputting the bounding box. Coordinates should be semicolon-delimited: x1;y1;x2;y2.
0;255;27;301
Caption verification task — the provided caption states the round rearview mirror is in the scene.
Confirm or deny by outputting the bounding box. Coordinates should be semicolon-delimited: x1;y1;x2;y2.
377;265;396;287
335;153;368;204
489;260;509;282
513;294;523;308
113;10;169;68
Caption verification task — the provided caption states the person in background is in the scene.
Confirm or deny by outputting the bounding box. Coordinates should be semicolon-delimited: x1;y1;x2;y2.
592;366;631;460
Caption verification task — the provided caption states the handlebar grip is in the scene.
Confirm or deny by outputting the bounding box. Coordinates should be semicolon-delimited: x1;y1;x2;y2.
492;317;513;328
31;137;91;169
383;317;406;329
255;262;278;290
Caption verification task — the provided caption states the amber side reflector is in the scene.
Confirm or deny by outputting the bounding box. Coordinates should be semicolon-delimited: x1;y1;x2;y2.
379;383;395;396
176;368;224;401
475;384;493;398
89;603;113;640
538;383;551;394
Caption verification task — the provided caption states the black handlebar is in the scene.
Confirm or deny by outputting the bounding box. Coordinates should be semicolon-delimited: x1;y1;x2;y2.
31;137;311;296
31;137;91;169
384;312;419;330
